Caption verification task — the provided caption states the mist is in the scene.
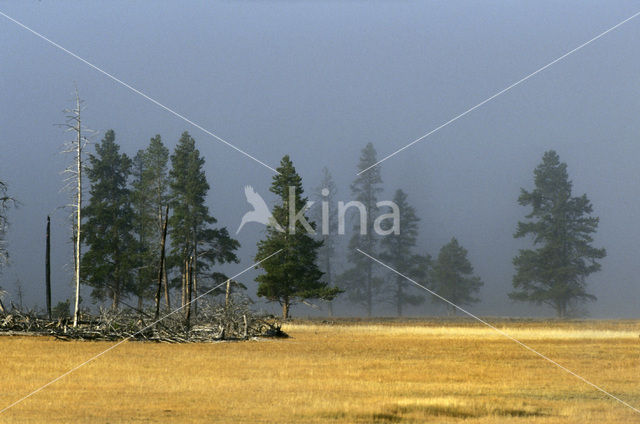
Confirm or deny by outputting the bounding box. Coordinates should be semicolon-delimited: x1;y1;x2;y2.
1;1;640;318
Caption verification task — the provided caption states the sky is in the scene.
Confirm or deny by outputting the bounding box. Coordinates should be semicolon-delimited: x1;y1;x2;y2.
1;0;640;318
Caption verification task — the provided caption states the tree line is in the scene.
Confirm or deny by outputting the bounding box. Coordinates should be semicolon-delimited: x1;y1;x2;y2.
0;110;606;321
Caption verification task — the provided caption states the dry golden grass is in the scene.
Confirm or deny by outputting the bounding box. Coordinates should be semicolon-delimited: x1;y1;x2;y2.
0;319;639;423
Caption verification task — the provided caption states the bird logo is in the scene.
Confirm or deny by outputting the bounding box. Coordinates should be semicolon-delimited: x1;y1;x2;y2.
236;185;284;234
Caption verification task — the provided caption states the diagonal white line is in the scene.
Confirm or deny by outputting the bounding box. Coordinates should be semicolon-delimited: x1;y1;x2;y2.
357;10;640;175
356;248;640;415
0;10;279;174
0;249;282;415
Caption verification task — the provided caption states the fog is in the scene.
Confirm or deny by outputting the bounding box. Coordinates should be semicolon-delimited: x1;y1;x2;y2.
1;1;639;318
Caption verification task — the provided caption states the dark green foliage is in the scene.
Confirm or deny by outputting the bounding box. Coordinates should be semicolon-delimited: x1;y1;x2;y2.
380;189;426;316
430;237;483;315
255;155;340;319
341;143;384;317
168;131;239;312
511;150;606;317
129;135;170;308
81;130;137;308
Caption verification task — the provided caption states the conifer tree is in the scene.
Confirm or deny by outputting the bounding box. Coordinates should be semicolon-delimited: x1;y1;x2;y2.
255;155;340;319
81;130;137;309
312;167;339;316
341;143;384;317
380;189;425;316
130;135;170;309
168;131;239;322
430;237;483;315
511;150;606;317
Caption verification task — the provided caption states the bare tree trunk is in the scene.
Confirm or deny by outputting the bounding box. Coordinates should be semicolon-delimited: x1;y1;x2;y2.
154;205;169;321
396;277;403;317
184;257;192;326
163;261;170;308
225;279;231;310
72;91;83;327
181;263;186;308
193;241;198;318
45;215;52;320
282;298;290;319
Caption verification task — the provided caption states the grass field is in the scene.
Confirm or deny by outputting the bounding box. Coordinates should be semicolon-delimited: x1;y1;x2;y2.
0;319;639;423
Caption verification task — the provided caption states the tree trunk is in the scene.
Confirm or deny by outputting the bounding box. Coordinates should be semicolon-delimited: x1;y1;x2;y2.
184;257;192;326
326;253;333;317
154;205;169;321
193;240;198;318
366;261;372;317
45;215;52;320
73;92;83;327
396;278;403;317
225;279;231;310
282;301;290;319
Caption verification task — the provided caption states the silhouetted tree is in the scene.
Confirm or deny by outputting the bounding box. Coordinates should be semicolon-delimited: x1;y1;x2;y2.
380;189;425;316
341;143;384;317
312;167;340;316
430;237;483;315
511;150;606;317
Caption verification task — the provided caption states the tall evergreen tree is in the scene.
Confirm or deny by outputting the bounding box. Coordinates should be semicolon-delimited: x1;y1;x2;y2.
130;150;156;309
81;130;137;309
130;135;171;309
255;155;340;319
168;131;239;322
430;237;483;315
341;143;384;317
380;189;425;316
312;167;339;316
511;150;606;317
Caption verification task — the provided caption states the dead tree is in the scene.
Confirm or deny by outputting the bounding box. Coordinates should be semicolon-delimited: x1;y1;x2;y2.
45;215;52;320
61;89;92;327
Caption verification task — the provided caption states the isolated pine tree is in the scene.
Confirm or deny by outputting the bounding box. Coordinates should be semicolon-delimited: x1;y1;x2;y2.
380;189;425;316
341;143;384;317
255;155;340;319
511;150;605;317
81;130;137;309
168;131;239;322
430;237;483;315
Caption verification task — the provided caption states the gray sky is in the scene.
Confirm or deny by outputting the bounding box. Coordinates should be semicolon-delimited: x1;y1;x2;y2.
1;1;639;317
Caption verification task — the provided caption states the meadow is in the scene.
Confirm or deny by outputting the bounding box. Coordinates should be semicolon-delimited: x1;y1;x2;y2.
0;318;639;423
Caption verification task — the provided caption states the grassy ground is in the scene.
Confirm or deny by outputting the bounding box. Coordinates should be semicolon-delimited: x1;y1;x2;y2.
0;319;639;423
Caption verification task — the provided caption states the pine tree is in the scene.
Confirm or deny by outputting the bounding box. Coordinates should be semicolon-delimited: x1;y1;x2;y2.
130;150;156;309
168;131;239;323
81;130;137;309
312;167;339;316
380;189;425;316
130;135;171;309
430;237;483;315
255;155;340;319
511;150;606;317
341;143;384;317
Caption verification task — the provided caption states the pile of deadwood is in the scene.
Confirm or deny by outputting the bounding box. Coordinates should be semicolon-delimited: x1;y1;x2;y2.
0;299;287;343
